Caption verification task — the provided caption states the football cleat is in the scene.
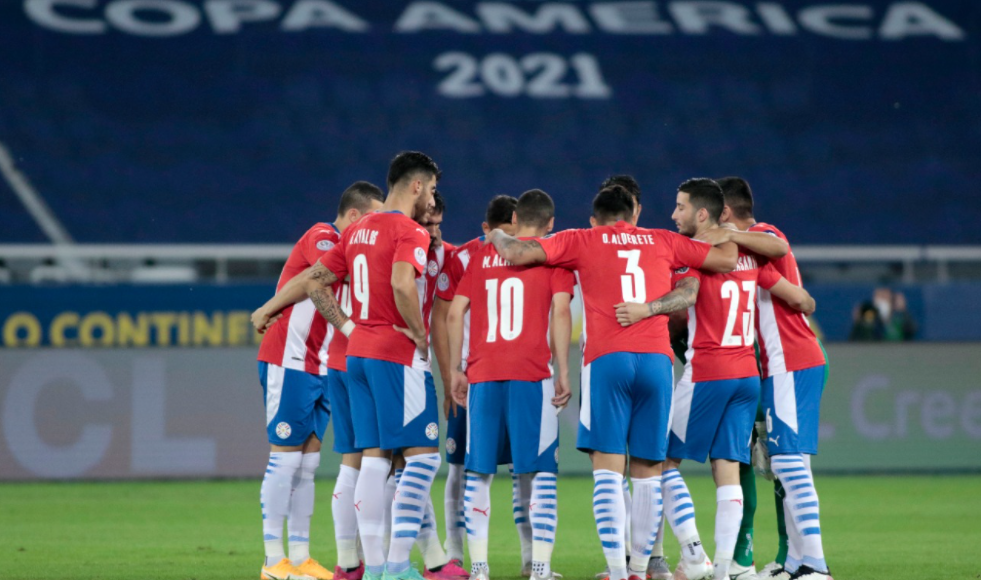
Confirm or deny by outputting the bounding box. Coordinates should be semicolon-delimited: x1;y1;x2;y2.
673;556;714;580
295;559;334;580
531;572;563;580
649;556;672;580
788;566;831;580
333;562;365;580
261;558;315;580
728;562;758;580
521;562;533;578
383;566;426;580
756;563;788;580
468;571;490;580
425;560;469;580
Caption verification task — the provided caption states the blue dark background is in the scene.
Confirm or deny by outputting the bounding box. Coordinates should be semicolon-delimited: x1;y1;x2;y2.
1;0;979;245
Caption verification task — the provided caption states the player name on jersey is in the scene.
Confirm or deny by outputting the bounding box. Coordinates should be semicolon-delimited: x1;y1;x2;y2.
734;254;759;272
350;228;380;245
601;232;658;245
481;254;514;268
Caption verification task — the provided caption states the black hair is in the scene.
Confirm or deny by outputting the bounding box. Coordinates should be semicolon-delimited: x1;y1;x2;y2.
716;176;754;220
600;175;641;203
485;195;518;229
386;151;441;189
678;178;724;223
592;184;635;224
337;181;384;215
515;189;555;229
432;190;446;215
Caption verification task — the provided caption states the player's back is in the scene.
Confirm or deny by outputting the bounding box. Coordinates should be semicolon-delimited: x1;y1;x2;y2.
258;222;340;374
539;222;710;366
749;222;825;376
460;241;574;383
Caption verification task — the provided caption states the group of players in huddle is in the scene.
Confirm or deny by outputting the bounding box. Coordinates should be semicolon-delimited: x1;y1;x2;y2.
249;151;832;580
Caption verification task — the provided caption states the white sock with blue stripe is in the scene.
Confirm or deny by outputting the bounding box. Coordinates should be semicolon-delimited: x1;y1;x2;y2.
593;469;628;580
510;465;534;567
628;475;662;576
387;453;441;574
773;454;828;573
355;456;392;576
464;471;494;575
332;465;360;570
416;496;449;569
261;451;302;566
713;485;743;580
662;468;706;564
531;472;558;576
444;463;466;561
288;451;320;565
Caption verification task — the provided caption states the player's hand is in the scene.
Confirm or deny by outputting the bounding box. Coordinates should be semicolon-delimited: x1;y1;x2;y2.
695;227;733;246
443;392;459;419
451;370;469;408
552;373;571;412
615;302;652;326
251;307;282;334
394;325;429;361
481;228;500;246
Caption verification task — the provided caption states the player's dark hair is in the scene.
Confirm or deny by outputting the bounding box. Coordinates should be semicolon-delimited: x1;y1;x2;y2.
600;174;641;203
592;184;635;224
679;178;724;223
337;180;384;215
716;176;755;220
485;195;518;229
515;189;555;229
432;190;446;215
386;151;441;189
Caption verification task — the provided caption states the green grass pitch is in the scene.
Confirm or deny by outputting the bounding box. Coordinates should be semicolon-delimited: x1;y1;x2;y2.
2;475;979;580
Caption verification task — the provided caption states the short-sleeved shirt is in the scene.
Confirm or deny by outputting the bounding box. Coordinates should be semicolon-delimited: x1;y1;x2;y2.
258;222;341;375
749;222;826;377
457;240;575;383
673;252;781;383
422;241;455;334
436;236;484;368
537;222;711;366
319;211;431;369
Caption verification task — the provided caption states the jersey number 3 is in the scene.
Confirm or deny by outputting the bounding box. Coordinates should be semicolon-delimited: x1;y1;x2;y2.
721;280;757;346
485;277;524;342
618;250;646;303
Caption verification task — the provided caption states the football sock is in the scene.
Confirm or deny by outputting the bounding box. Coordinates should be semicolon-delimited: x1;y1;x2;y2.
465;472;494;576
510;465;534;566
774;478;789;565
628;475;662;576
773;454;828;573
651;514;665;558
288;451;320;565
416;496;449;570
592;469;628;580
713;485;744;580
622;476;633;559
783;499;802;574
531;472;558;576
662;468;706;564
261;451;302;566
387;453;441;574
332;464;361;570
733;462;757;568
382;470;401;554
444;463;467;562
355;456;392;576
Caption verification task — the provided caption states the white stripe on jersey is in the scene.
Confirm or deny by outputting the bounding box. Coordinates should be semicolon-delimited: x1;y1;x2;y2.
757;288;788;376
284;299;317;372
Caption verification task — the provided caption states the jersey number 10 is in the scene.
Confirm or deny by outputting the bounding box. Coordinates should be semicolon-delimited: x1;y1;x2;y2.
721;280;757;347
485;277;524;342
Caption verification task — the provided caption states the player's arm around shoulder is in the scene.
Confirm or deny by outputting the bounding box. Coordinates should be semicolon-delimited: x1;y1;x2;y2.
698;226;788;259
251;262;346;333
767;277;817;316
486;228;547;265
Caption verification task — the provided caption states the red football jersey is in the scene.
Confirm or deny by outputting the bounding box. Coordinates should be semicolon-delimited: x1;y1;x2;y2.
422;241;455;335
258;222;341;375
537;222;711;366
326;280;352;372
456;241;575;383
673;253;781;382
436;236;484;368
749;223;826;377
319;211;431;369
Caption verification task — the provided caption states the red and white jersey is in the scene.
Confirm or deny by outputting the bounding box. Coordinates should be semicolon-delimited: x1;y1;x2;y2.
749;222;826;377
436;236;484;368
456;240;576;384
319;211;431;369
421;241;455;335
258;222;341;375
673;252;781;383
326;280;353;372
537;222;711;366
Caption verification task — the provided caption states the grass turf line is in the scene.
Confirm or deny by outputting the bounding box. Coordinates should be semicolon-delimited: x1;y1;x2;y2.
1;475;978;580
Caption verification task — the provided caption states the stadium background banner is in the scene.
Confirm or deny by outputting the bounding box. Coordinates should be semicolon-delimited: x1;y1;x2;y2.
1;1;979;246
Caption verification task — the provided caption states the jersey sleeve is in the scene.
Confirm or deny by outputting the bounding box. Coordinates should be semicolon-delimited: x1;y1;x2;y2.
537;229;582;269
318;237;349;280
757;262;782;290
455;261;475;300
671;264;702;286
663;231;711;270
550;267;576;297
393;223;430;276
436;250;465;301
300;227;338;266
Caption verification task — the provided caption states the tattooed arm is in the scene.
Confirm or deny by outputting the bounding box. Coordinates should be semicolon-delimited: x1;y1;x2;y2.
614;277;701;327
486;229;547;266
251;262;351;334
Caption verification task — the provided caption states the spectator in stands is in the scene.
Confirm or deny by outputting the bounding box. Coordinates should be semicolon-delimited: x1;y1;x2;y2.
885;290;917;341
850;288;916;341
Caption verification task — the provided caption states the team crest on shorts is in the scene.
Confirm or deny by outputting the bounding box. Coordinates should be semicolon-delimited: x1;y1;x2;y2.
425;422;439;440
275;422;292;439
427;260;439;277
415;247;427;266
316;240;335;251
446;437;457;454
437;273;449;292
